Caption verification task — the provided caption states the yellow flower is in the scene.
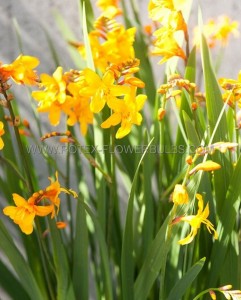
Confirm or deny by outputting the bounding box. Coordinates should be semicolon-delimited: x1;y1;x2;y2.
97;0;122;18
76;18;136;72
215;15;239;46
0;55;39;85
148;0;174;22
219;71;241;107
101;87;146;139
172;194;218;245
0;121;5;150
66;82;93;136
172;184;189;205
148;0;187;23
3;194;53;235
32;67;67;125
189;160;221;175
81;68;130;113
3;172;77;234
105;26;136;62
193;16;239;48
152;32;186;63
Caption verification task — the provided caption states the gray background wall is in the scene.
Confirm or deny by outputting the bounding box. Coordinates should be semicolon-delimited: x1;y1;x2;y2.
1;0;241;77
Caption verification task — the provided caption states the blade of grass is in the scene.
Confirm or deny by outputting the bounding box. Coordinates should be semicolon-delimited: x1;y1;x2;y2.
200;20;230;213
48;219;75;300
0;221;44;300
52;10;85;69
82;200;113;300
72;197;89;300
0;259;30;300
167;257;206;300
82;2;95;71
207;154;241;286
121;137;154;300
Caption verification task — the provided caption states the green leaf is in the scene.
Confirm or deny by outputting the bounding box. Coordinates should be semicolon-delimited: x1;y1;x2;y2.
49;219;75;300
72;198;89;300
208;154;241;286
167;257;206;300
0;259;30;300
82;2;95;71
0;221;43;300
121;138;154;300
82;201;113;300
53;10;86;69
200;33;230;213
79;0;94;31
140;132;155;261
183;111;200;148
134;216;170;300
173;47;196;173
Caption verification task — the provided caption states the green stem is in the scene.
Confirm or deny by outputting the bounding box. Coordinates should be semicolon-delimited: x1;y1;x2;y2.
66;142;74;256
2;89;34;193
193;287;221;300
0;155;27;185
182;153;199;186
35;220;56;300
159;204;178;300
71;136;112;184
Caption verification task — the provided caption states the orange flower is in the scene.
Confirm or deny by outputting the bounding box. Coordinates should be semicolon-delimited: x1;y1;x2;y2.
3;172;77;234
152;33;186;63
3;194;53;234
32;67;67;125
43;172;77;217
97;0;122;18
0;55;39;85
66;82;93;136
80;19;136;72
158;108;166;121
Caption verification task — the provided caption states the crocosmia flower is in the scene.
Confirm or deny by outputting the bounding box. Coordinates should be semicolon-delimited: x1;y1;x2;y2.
172;194;218;245
101;86;146;139
32;66;67;125
3;194;53;234
0;55;39;85
3;172;77;234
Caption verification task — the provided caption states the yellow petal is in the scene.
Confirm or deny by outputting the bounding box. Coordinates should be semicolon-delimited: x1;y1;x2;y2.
116;122;131;139
101;113;122;128
17;55;39;68
53;66;63;82
90;93;106;113
35;205;54;217
3;206;18;219
49;108;61;126
12;193;28;207
178;228;197;245
0;137;4;150
19;219;35;235
136;95;147;111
